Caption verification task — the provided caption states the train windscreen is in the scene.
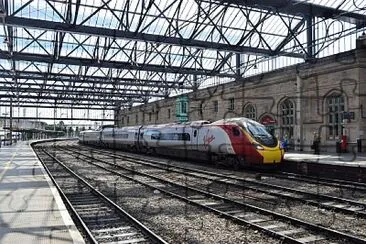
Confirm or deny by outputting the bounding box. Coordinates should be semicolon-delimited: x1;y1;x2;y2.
244;121;277;147
214;118;278;147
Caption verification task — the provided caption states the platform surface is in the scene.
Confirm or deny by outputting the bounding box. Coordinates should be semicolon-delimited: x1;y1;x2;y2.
0;141;85;244
284;151;366;167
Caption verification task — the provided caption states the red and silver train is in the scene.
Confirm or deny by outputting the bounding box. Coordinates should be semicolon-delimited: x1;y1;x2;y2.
79;117;284;167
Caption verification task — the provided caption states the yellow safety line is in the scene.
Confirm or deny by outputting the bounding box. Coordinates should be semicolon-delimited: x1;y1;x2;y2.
0;152;17;182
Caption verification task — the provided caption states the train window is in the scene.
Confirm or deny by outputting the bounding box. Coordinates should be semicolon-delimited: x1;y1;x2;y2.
182;133;190;141
232;127;240;136
117;134;128;138
194;130;197;137
151;134;160;140
151;133;190;141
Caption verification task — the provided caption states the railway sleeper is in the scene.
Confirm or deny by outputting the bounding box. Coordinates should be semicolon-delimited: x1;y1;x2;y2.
259;223;287;230
68;196;99;202
90;226;132;233
95;231;142;240
295;235;326;243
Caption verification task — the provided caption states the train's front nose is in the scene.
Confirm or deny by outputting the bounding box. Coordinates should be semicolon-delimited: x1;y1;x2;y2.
257;142;284;164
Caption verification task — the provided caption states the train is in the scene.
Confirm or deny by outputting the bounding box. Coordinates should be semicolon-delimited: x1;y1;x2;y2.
78;117;284;168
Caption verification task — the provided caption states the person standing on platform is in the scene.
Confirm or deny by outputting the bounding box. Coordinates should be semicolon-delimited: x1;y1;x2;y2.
312;132;321;154
281;134;289;152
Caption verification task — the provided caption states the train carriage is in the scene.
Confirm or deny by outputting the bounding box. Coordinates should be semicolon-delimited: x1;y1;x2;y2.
80;130;101;145
79;117;284;167
101;126;141;149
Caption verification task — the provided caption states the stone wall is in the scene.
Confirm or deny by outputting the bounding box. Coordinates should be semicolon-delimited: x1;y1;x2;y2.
119;41;366;152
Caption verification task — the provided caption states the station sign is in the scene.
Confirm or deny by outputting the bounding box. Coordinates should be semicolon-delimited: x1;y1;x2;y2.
260;115;276;125
176;95;189;122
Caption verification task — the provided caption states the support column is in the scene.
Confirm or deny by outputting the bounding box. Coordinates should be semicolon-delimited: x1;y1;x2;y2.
192;74;199;92
9;97;12;145
114;106;121;127
306;15;315;60
102;110;105;126
295;74;303;151
53;106;56;131
236;53;242;77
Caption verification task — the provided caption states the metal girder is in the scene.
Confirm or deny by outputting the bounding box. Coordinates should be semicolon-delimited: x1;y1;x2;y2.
0;0;362;118
218;0;366;28
4;16;304;58
0;103;117;110
0;70;193;89
0;97;127;109
0;98;139;108
0;87;167;98
274;18;306;55
0;82;168;96
0;116;114;121
0;93;144;102
0;50;237;78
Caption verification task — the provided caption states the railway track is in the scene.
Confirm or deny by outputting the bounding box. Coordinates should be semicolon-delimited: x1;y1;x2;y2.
43;144;366;244
258;171;366;192
77;143;366;192
33;146;168;244
68;145;366;218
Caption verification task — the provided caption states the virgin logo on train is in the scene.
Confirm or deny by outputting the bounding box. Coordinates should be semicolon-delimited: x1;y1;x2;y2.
203;131;215;148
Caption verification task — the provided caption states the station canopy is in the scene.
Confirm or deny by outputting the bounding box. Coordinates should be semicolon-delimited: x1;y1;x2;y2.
0;0;365;111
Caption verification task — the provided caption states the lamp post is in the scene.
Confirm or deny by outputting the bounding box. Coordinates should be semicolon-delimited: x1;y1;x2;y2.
105;112;112;127
60;112;66;137
36;111;41;139
2;112;9;145
53;107;56;132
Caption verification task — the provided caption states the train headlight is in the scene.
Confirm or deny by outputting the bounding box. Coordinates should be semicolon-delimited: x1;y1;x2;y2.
253;143;264;150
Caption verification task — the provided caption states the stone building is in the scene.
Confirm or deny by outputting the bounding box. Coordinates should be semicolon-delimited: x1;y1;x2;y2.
118;37;366;152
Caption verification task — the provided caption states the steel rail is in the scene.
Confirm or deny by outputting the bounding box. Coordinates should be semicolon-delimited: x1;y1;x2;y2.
70;145;366;218
52;145;366;244
94;144;366;191
261;171;366;191
33;147;98;244
34;145;168;244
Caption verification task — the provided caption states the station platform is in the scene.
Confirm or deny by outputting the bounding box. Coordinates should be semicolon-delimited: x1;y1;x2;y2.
0;141;84;244
284;151;366;167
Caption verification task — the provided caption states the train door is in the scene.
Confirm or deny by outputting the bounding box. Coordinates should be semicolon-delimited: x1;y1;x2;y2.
192;127;199;151
137;126;144;150
99;130;103;145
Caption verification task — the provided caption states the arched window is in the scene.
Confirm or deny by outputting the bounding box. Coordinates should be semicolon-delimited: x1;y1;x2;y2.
244;104;256;120
327;95;344;139
280;99;295;138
